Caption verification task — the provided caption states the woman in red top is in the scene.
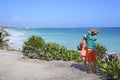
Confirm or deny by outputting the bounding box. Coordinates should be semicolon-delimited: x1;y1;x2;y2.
80;35;87;72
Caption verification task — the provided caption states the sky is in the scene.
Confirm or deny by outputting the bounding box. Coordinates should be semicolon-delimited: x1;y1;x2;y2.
0;0;120;28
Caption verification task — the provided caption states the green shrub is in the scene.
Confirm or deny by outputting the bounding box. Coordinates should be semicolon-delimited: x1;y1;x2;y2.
22;35;45;56
0;46;4;50
62;50;81;61
43;43;71;61
0;28;10;48
96;43;107;59
97;59;120;80
23;35;45;49
22;35;81;62
96;44;120;80
69;50;81;62
28;53;38;59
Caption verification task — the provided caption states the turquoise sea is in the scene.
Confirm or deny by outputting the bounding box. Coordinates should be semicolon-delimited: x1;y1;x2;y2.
5;27;120;53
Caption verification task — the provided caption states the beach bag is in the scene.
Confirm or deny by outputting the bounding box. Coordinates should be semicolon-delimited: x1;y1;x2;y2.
77;45;82;51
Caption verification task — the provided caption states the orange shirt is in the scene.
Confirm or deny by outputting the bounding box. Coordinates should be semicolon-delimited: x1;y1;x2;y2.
81;40;87;56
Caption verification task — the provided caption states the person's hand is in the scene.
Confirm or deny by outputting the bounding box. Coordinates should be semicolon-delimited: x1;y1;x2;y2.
88;28;100;35
88;28;94;32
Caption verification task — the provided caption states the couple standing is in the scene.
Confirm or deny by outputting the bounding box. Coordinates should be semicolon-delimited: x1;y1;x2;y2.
80;28;99;73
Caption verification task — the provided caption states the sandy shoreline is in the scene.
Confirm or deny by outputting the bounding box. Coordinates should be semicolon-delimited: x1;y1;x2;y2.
0;50;105;80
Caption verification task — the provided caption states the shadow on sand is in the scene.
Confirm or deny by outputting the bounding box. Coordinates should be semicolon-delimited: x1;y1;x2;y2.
70;63;112;80
70;63;85;72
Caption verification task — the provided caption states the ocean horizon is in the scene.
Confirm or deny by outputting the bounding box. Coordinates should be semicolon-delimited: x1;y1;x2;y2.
5;27;120;53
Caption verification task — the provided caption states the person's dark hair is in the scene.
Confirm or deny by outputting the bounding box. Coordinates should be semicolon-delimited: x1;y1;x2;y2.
91;32;95;36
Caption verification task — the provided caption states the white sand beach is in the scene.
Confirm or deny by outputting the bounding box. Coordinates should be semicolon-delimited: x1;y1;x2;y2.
0;50;105;80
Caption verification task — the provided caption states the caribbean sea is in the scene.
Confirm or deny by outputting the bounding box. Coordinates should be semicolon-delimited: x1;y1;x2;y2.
5;27;120;53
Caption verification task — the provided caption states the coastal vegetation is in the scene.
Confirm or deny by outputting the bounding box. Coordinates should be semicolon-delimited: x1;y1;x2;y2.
96;43;107;59
97;59;120;80
0;28;10;49
22;35;81;62
96;44;120;80
22;35;107;61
